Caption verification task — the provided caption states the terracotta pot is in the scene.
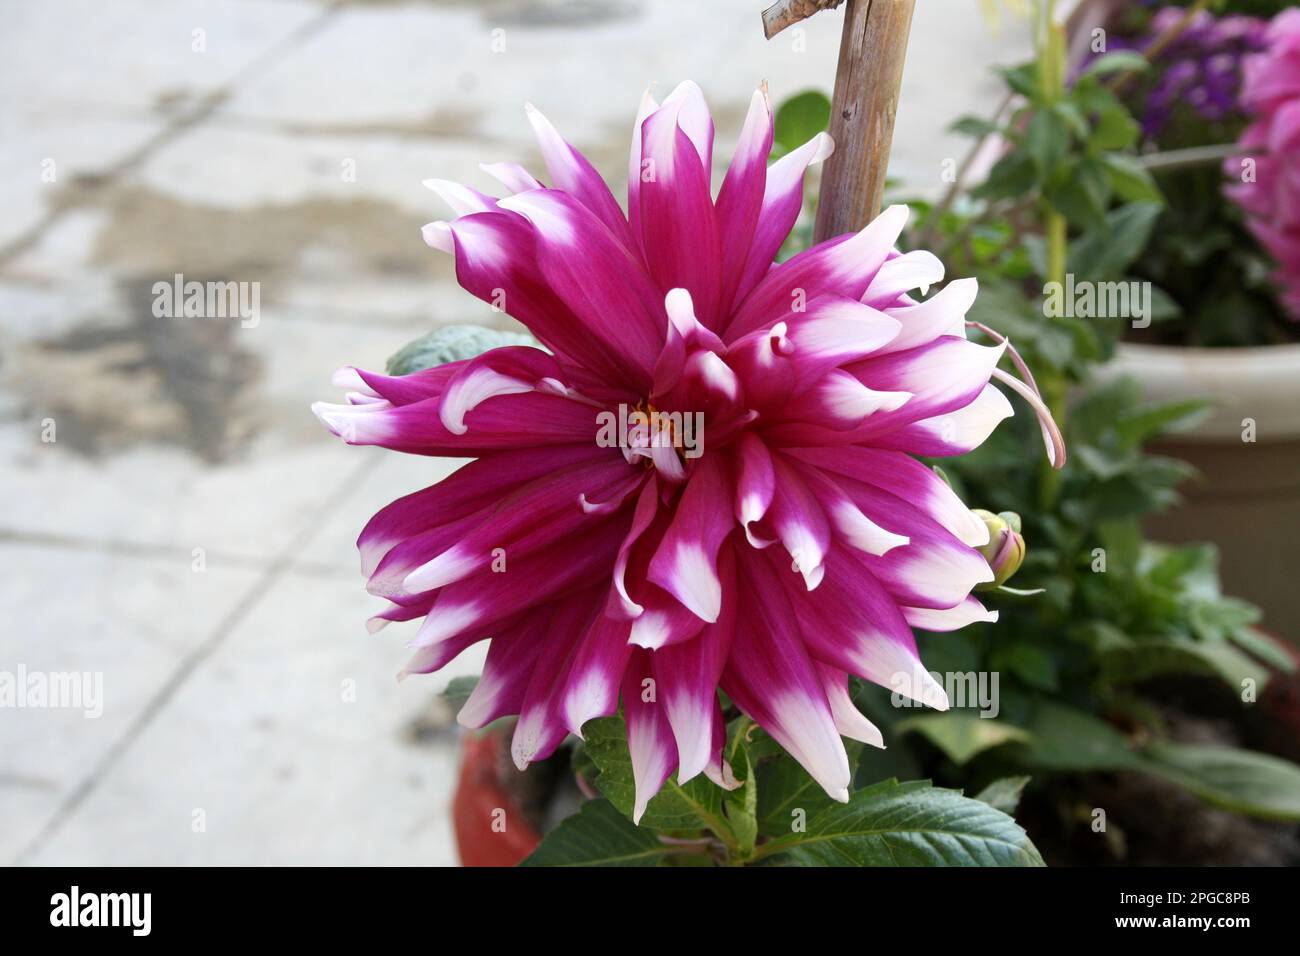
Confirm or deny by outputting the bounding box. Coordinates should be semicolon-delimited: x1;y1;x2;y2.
452;730;542;867
1097;343;1300;642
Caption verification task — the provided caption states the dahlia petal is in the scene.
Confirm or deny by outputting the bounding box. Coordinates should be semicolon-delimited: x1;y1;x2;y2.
725;204;909;340
610;477;663;618
784;547;948;709
777;296;903;392
904;596;999;632
786;446;990;548
623;648;678;823
439;360;543;436
733;432;777;548
831;477;995;609
392;457;640;596
716;88;774;312
423;178;497;216
658;81;714;173
356;445;598;577
628;588;707;650
647;456;733;622
627;87;660;242
315;391;603;456
703;702;742;791
479;161;543;194
512;600;597;770
780;370;911;430
456;610;548;728
732;131;834;309
411;519;625;654
848;337;1007;434
767;457;831;590
873;382;1014;457
524;103;639;252
558;612;634;735
637;94;722;324
723;556;850;801
802;465;910;556
445;211;630;379
876;277;978;354
497;189;665;388
653;546;736;781
816;663;885;749
862;250;946;310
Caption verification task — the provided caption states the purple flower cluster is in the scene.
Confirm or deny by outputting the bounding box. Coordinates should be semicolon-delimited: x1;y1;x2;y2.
1108;7;1269;139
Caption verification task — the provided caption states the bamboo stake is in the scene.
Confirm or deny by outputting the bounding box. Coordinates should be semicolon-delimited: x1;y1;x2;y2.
812;0;916;242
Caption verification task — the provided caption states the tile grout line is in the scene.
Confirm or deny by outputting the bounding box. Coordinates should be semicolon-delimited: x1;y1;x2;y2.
0;527;358;578
0;0;345;267
12;453;375;865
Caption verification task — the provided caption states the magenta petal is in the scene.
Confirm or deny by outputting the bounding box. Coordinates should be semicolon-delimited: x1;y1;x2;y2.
723;554;850;802
652;546;737;781
637;95;723;325
715;88;774;312
731;131;834;310
525;104;640;254
647;455;733;622
623;647;678;823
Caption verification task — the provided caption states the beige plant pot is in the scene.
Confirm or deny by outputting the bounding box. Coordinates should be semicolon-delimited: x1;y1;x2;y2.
1097;343;1300;642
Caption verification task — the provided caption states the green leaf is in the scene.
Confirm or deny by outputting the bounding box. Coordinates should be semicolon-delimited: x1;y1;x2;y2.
773;90;831;154
756;753;843;838
441;676;479;712
1080;50;1150;79
1102;154;1164;204
581;716;730;834
973;776;1031;815
1020;702;1142;772
1140;744;1300;821
1089;104;1140;152
520;799;675;867
1230;627;1298;674
725;746;759;858
1066;202;1162;280
898;712;1033;766
999;62;1041;100
951;115;1002;138
1097;637;1269;693
757;779;1045;866
386;324;536;376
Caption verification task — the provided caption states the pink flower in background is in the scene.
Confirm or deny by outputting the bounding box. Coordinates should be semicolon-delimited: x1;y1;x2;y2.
1227;9;1300;318
315;83;1056;819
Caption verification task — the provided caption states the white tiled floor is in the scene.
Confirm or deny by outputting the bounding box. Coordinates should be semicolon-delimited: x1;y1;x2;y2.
0;0;1029;866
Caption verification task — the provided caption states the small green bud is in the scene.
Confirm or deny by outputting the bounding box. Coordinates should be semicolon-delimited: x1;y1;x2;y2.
972;509;1026;590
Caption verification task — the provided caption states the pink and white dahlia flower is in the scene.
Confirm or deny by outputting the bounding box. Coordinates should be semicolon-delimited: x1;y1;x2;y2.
1227;8;1300;319
315;83;1050;820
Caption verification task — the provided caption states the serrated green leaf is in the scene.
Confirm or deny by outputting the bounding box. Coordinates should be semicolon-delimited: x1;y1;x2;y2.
582;715;730;834
520;799;675;867
757;779;1044;866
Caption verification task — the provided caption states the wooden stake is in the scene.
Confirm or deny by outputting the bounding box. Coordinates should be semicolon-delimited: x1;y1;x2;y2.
813;0;916;242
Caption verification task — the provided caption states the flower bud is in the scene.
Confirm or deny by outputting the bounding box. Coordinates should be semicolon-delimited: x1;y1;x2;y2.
972;509;1025;590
